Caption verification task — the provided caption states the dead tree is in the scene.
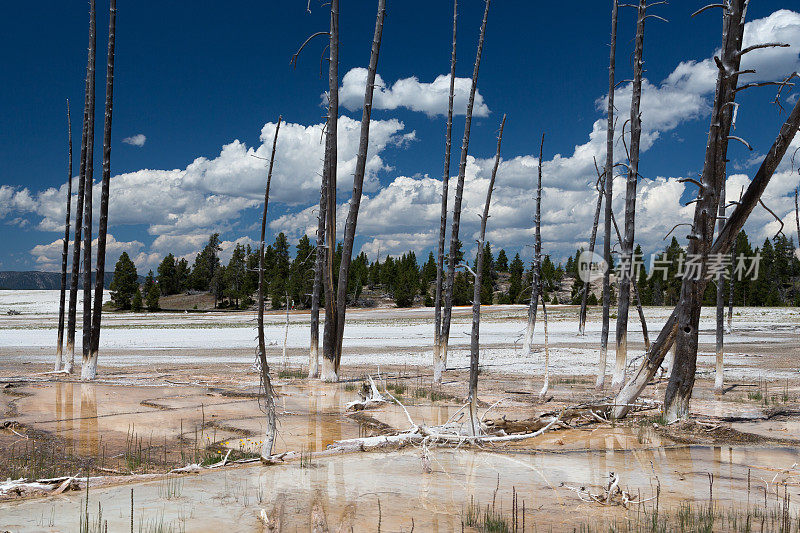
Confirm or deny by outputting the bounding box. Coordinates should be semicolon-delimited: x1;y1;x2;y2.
468;114;505;435
320;0;340;383
613;0;647;390
85;0;116;381
55;100;73;371
662;0;747;421
538;297;550;399
65;0;96;374
81;0;98;370
522;134;544;357
714;177;726;393
257;116;282;459
578;173;604;336
727;187;743;334
332;0;386;380
598;0;618;391
433;0;458;384
613;83;800;421
795;187;799;254
440;0;491;379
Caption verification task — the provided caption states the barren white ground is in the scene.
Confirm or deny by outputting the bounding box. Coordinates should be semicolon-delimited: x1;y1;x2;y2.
1;290;799;380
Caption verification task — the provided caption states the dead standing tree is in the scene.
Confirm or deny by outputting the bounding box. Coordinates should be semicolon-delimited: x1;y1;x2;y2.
257;116;282;460
522;135;544;358
85;0;116;381
321;0;341;383
598;0;618;391
613;11;800;419
65;0;97;374
81;0;98;372
467;114;505;435
578;172;604;336
714;176;726;393
55;100;73;371
613;0;649;390
439;0;491;381
332;0;387;379
433;0;458;384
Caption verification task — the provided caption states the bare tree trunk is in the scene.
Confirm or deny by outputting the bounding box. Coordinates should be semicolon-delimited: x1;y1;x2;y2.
578;177;604;336
663;0;747;422
320;0;340;383
283;292;290;369
257;116;281;460
613;0;646;390
333;0;386;378
613;87;800;420
56;100;73;371
440;0;491;374
81;0;98;373
308;156;326;379
606;213;650;353
522;134;544;357
65;0;96;374
795;187;799;256
85;0;116;381
598;0;618;391
433;0;458;384
714;178;726;393
468;114;505;436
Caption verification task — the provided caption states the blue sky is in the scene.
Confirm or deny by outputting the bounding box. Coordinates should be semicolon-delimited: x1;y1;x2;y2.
1;1;799;272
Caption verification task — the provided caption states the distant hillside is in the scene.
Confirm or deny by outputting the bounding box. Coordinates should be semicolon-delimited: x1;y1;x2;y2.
0;271;138;290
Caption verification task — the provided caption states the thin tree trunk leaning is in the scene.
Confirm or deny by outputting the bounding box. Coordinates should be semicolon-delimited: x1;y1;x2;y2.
613;89;800;420
81;0;98;371
468;114;505;436
610;211;650;350
440;0;491;374
56;100;73;371
539;297;550;399
578;176;604;336
433;0;458;384
522;134;544;357
257;116;281;460
308;156;326;379
65;0;96;374
320;0;340;383
795;187;799;256
333;0;386;379
598;0;618;391
714;178;726;393
613;0;646;390
663;0;746;422
85;0;116;381
727;188;743;334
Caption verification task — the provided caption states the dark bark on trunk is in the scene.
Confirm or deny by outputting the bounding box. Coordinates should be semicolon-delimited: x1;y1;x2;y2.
440;0;491;372
613;81;800;420
257;116;281;458
714;178;726;393
468;114;505;436
321;0;340;382
433;0;458;384
85;0;116;381
598;0;618;391
81;0;97;370
522;134;544;356
56;100;73;370
65;0;96;373
333;0;386;376
578;176;604;336
613;0;646;390
664;0;747;421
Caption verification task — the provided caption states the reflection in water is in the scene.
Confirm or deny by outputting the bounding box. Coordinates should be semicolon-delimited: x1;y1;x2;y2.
79;384;98;457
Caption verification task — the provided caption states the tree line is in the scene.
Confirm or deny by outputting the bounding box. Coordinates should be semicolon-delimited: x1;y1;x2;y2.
109;228;800;311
